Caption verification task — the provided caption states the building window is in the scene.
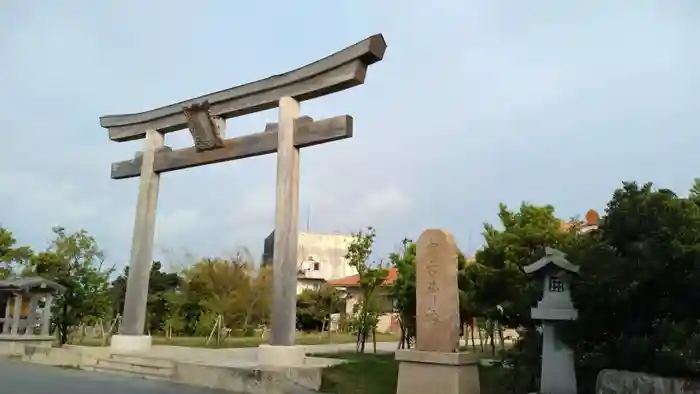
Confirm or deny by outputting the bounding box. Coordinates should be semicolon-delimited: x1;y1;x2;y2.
312;283;320;291
313;262;320;271
549;277;565;292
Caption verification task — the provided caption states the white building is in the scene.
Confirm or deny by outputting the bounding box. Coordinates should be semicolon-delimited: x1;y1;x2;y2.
262;231;358;294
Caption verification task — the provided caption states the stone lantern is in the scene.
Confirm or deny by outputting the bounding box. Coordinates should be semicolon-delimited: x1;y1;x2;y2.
523;247;579;394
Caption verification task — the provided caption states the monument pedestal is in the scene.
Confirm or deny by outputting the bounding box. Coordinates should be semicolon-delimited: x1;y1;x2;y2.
395;350;480;394
110;335;152;354
257;344;306;366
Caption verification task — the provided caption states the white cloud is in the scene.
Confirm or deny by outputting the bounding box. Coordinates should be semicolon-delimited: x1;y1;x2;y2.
350;185;412;224
155;208;202;242
0;171;101;225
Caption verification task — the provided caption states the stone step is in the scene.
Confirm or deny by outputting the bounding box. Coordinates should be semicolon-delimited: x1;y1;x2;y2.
85;365;172;381
92;358;174;379
107;354;175;369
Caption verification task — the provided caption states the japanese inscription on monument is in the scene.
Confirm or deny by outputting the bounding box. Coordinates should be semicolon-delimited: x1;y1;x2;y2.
415;229;460;352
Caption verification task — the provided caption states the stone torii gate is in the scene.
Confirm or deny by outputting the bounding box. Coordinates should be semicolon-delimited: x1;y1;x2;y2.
100;35;386;364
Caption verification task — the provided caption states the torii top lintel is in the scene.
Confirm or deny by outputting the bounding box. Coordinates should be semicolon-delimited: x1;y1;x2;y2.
100;34;387;142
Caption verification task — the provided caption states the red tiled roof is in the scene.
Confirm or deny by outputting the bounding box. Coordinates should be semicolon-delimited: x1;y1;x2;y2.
327;267;398;287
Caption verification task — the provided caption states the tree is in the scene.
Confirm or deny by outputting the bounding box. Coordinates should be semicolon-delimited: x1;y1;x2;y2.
170;254;272;339
470;203;581;391
473;203;580;330
459;261;487;349
161;290;187;337
389;238;416;349
296;286;342;333
690;177;700;199
471;182;700;393
564;182;700;392
111;261;180;334
0;227;33;279
246;264;273;332
345;227;388;353
24;227;113;345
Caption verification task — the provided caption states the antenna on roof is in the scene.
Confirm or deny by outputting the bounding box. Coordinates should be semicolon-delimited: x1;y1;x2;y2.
306;204;311;232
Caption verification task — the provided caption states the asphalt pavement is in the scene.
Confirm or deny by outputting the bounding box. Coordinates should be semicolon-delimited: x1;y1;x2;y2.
0;358;229;394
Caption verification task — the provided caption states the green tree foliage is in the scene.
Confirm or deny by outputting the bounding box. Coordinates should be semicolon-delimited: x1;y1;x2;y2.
24;227;113;345
455;251;476;325
470;181;700;393
473;203;580;329
166;256;272;336
161;290;187;335
0;227;33;279
564;182;700;391
296;286;342;332
690;177;700;199
389;238;416;349
470;203;584;390
345;227;388;353
111;261;180;334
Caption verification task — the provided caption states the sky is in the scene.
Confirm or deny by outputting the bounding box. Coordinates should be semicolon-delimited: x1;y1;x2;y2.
0;1;698;272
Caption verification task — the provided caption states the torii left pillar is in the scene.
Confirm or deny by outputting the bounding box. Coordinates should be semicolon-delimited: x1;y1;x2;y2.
111;129;164;353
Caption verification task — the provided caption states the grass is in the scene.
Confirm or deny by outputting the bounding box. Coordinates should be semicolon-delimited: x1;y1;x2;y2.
480;365;515;394
74;332;400;348
314;350;513;394
317;352;398;394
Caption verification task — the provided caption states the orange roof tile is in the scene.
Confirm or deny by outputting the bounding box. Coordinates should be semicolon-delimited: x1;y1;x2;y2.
560;208;600;232
327;267;398;287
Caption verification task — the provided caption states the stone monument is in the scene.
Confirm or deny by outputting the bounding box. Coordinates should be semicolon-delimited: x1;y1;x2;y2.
99;34;387;363
523;247;579;394
395;229;480;394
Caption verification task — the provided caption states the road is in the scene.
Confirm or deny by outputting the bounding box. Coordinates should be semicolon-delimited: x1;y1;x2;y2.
0;342;402;394
0;358;228;394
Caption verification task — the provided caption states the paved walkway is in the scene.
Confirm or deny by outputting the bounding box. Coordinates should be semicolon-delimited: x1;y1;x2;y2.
0;358;228;394
143;341;400;366
1;342;402;394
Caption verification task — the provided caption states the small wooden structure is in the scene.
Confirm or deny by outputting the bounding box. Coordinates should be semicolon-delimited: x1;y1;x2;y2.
0;277;65;337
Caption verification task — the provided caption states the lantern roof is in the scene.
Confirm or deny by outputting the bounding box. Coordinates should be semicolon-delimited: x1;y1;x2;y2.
523;247;580;274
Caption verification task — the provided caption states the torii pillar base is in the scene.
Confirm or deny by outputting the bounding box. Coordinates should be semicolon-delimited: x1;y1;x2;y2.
110;335;152;354
395;350;481;394
257;344;306;367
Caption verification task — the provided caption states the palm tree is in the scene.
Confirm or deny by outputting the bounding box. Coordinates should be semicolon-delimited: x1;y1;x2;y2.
690;178;700;199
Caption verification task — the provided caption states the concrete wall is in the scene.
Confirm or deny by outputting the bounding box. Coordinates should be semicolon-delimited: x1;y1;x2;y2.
377;313;399;333
296;232;357;281
344;287;393;315
0;339;107;368
174;362;324;394
342;287;398;333
296;279;323;294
